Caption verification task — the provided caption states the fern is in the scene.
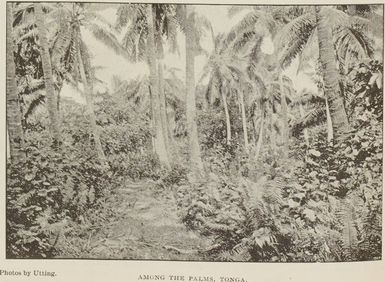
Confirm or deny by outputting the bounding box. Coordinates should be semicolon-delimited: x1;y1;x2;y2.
336;198;359;260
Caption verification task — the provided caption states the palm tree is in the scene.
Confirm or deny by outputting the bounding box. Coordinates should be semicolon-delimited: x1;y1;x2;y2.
51;3;127;164
185;5;204;175
6;3;25;163
34;3;61;145
146;4;171;168
314;6;349;137
116;3;181;167
227;6;293;155
275;6;376;138
76;35;107;164
200;31;248;146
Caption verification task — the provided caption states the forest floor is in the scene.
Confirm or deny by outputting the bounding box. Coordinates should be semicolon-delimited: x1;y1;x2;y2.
57;180;211;260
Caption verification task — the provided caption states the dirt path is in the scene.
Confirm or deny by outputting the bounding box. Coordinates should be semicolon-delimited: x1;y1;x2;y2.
59;180;211;260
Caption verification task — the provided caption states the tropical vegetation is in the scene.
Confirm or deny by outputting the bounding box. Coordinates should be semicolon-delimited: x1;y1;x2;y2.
6;3;383;262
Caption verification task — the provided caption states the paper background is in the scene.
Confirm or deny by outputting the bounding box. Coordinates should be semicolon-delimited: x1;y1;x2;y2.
1;0;384;281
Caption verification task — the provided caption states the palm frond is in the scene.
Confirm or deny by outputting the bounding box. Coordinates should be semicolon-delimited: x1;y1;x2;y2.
51;17;73;67
23;92;46;120
334;25;374;67
87;22;129;59
290;90;325;106
291;107;326;137
227;6;251;18
275;12;315;69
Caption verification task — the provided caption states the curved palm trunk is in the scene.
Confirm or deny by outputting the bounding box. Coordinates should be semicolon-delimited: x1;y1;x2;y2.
147;4;170;168
239;89;249;152
76;41;107;165
279;72;289;157
315;6;349;138
221;88;231;145
6;3;25;163
35;3;61;145
185;5;204;176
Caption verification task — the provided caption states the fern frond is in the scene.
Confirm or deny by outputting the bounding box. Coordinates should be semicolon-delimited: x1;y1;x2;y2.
336;199;359;260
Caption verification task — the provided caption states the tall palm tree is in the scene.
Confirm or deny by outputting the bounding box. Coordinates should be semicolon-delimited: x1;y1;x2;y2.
146;4;171;168
6;3;25;163
116;3;180;166
227;6;293;155
314;6;350;137
76;35;107;164
185;5;204;175
52;3;127;164
200;31;249;146
34;3;61;145
276;6;375;137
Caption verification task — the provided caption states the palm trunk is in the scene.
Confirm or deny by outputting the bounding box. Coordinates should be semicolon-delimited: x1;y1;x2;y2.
158;62;171;158
6;3;25;163
279;72;289;156
149;84;156;153
221;88;231;145
269;100;276;152
299;104;309;146
325;97;334;143
76;41;107;165
147;4;170;168
255;113;264;161
35;3;61;145
315;6;349;138
239;89;249;152
154;17;171;163
185;5;204;176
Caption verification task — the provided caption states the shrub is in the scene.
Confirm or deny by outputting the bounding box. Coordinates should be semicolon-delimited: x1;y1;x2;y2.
7;133;112;258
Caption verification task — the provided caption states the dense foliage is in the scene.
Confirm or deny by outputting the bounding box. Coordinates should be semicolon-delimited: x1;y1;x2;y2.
6;3;383;261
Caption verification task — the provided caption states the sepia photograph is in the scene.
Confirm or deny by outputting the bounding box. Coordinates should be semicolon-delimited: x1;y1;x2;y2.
5;1;383;263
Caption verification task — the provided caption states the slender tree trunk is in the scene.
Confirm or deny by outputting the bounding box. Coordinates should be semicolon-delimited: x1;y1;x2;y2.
158;62;171;158
154;17;171;163
149;84;156;154
315;6;349;138
35;3;61;145
76;40;107;165
221;88;231;145
185;5;204;176
239;89;249;152
279;72;289;156
6;3;25;163
299;104;309;146
325;97;334;143
146;4;170;168
255;113;264;161
269;100;276;152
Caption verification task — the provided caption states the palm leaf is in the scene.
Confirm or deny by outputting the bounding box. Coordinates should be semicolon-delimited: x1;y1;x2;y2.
87;22;129;59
